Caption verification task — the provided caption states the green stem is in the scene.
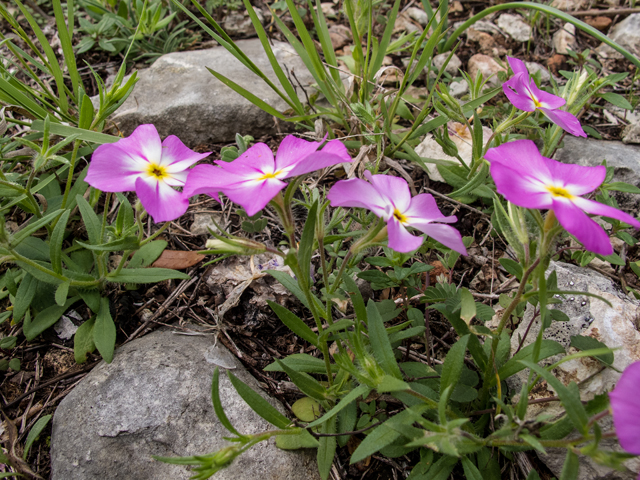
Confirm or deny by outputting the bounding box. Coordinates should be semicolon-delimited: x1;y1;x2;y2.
140;221;170;246
9;249;100;287
24;169;43;219
482;111;532;156
60;140;81;211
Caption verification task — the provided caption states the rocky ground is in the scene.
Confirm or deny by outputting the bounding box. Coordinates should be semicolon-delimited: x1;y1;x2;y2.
1;0;640;479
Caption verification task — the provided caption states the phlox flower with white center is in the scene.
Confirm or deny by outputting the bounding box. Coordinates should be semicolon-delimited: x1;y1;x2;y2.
327;171;467;254
485;139;640;255
610;361;640;468
183;135;351;217
503;56;586;138
85;124;210;223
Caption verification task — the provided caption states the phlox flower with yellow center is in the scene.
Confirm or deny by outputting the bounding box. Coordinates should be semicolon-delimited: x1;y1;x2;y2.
183;135;351;217
85;124;210;223
485;139;640;255
503;56;586;138
327;171;467;254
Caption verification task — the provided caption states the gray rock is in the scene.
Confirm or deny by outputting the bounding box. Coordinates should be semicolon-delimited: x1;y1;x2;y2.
109;39;315;145
506;262;640;480
449;80;469;98
622;122;640;144
406;6;429;26
496;14;532;42
51;329;319;480
553;136;640;210
431;53;462;77
222;8;264;38
467;54;506;85
596;13;640;59
525;61;551;83
190;212;222;236
553;23;577;54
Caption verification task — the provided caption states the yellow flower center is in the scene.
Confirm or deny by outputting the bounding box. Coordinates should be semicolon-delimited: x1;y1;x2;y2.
147;163;168;180
256;170;282;181
547;185;573;199
393;209;408;224
533;97;542;108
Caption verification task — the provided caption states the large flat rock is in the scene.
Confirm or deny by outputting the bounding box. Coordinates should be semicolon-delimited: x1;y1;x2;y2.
51;328;319;480
110;39;314;145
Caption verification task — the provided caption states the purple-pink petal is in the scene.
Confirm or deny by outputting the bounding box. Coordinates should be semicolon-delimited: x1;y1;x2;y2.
286;152;351;177
485;140;552;184
161;135;210;172
572;197;640;229
274;135;321;172
528;82;566;110
410;222;467;255
404;194;456;224
552;199;613;255
217;143;275;176
387;217;424;253
489;162;552;210
183;164;242;202
135;176;189;223
541;159;606;196
610;362;640;455
507;56;529;76
224;177;287;217
503;74;537;112
318;139;351;163
539;108;587;137
366;172;412;213
327;178;389;218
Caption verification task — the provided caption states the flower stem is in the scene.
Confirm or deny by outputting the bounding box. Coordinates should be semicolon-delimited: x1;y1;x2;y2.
60;140;81;211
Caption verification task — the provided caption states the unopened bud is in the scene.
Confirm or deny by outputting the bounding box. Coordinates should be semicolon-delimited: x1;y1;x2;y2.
204;238;266;256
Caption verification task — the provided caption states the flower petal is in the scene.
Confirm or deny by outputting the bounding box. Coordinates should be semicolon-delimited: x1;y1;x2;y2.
507;56;529;76
183;164;245;202
542;158;606;196
135;176;189;223
286;152;351;178
160;135;210;172
327;178;390;218
366;172;412;213
387;217;423;252
571;196;640;229
404;194;456;224
318;139;351;163
412;222;467;255
274;135;321;172
528;83;565;110
503;74;536;112
485;139;553;183
218;143;276;177
489;162;552;209
163;170;188;187
130;124;163;164
610;362;640;455
552;198;613;255
540;108;587;137
224;177;287;217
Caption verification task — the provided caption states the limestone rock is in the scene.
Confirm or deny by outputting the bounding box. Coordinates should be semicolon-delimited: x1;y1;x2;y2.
467;54;506;85
393;13;422;34
222;8;264;37
553;23;577;54
190;212;222;236
108;39;315;145
406;6;429;26
525;61;551;83
622;123;640;144
449;80;469;98
553;136;640;210
496;14;532;42
596;13;640;59
51;329;319;480
550;0;588;10
431;52;462;77
328;24;351;50
506;262;640;480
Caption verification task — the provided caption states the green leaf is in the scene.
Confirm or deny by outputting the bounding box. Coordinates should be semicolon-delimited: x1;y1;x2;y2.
459;288;476;325
440;334;470;393
343;273;367;323
12;273;37;322
497;340;565;381
11;209;63;247
275;429;319;449
275;359;327;401
55;281;70;306
227;370;291;428
461;456;483;480
74;317;96;364
317;417;337;480
76;195;101;244
31;120;119;144
127;240;167;268
570;335;614;366
23;296;79;340
267;300;318;346
8;358;20;371
520;360;589;434
94;297;116;363
560;450;579;480
264;353;332;374
23;414;52;459
211;368;242;436
50;209;70;274
600;92;633;110
307;384;371;429
77;236;139;252
367;300;402;379
268;269;311;311
605;182;640;194
79;289;101;314
106;268;189;284
298;201;318;288
499;258;523;280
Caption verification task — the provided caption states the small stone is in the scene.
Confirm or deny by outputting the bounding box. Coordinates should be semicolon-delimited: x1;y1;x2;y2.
585;16;612;32
222;8;264;38
393;13;422;34
622;123;640;144
524;61;551;83
596;13;640;59
553;22;577;54
547;53;565;75
190;213;222;236
550;0;588;9
449;80;469;98
450;1;464;13
467;54;506;85
405;6;429;26
320;2;336;16
431;52;462;77
466;28;505;56
496;13;532;42
328;24;351;50
54;315;78;340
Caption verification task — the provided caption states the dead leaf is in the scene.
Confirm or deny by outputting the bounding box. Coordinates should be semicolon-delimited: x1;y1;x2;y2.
151;250;205;269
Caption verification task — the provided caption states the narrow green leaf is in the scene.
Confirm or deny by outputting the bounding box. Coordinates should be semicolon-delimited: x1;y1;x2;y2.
55;281;70;306
50;209;70;274
77;236;139;252
227;370;291;428
459;288;476;325
76;195;101;244
127;240;167;268
298;201;318;286
570;335;614;366
31;121;119;144
211;368;242;436
23;415;52;459
106;268;189;284
497;340;565;381
264;353;332;374
275;359;327;401
11;209;63;247
51;0;79;94
12;274;37;322
342;273;367;324
440;334;470;393
499;258;523;280
461;456;483;480
23;296;79;340
317;418;337;480
307;384;371;429
74;317;96;364
560;450;579;480
94;297;116;363
367;300;402;379
267;300;318;346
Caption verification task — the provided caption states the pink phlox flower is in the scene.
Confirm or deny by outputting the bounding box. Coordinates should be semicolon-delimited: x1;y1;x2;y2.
85;124;210;223
503;56;586;138
183;135;351;217
485;139;640;255
327;171;467;254
610;361;640;460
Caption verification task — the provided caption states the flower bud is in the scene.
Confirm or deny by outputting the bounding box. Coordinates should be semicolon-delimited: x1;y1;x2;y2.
204;238;266;256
